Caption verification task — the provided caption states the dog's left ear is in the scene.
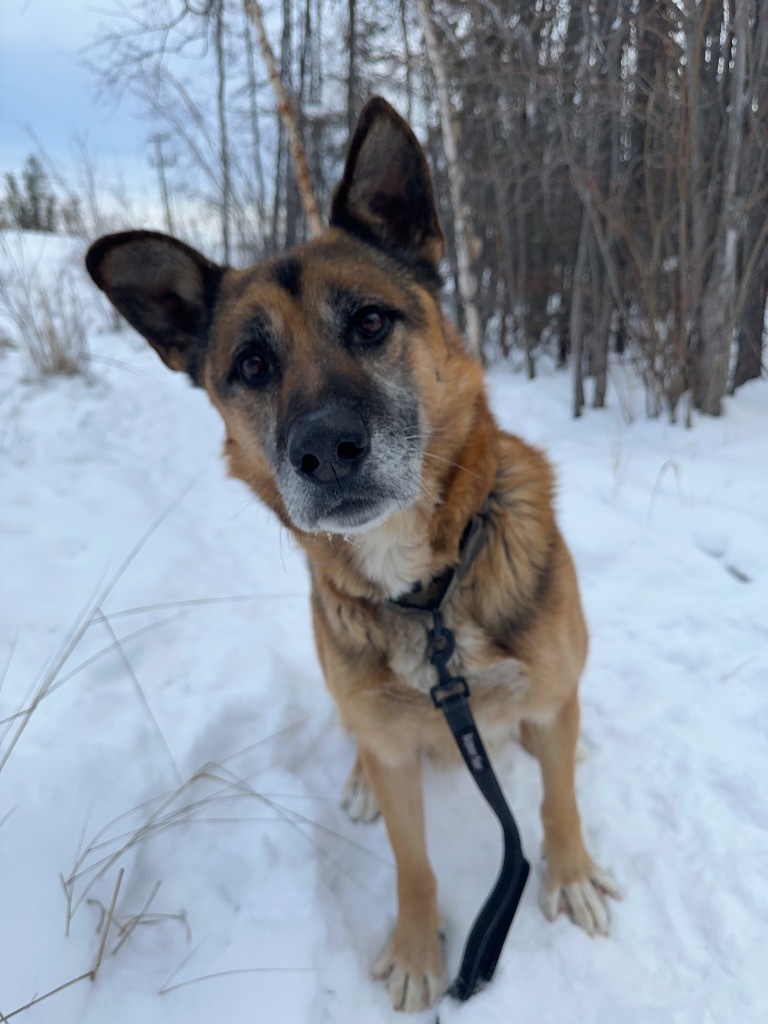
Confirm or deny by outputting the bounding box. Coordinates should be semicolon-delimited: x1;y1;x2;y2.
330;96;444;277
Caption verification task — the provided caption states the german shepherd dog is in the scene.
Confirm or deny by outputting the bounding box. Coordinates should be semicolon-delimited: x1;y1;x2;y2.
86;97;619;1012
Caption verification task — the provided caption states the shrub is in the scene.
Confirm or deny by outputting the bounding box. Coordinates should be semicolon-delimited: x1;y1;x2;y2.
0;233;89;377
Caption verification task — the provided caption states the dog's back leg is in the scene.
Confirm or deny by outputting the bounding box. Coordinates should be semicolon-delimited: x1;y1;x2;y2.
342;752;381;824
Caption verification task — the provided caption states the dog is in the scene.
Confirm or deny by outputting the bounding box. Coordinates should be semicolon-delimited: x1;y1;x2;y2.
86;96;619;1013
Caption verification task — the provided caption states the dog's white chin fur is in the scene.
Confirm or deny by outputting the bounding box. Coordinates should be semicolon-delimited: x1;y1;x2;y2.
313;497;404;536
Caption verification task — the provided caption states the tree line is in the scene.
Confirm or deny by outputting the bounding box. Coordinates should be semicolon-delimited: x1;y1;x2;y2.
437;0;767;418
1;155;84;235
8;0;767;420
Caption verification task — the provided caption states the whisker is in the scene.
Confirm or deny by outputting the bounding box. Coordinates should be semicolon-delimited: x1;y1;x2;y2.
418;479;440;505
422;451;482;479
401;430;483;481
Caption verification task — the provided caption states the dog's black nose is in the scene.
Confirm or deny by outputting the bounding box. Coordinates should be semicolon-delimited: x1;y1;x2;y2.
287;405;370;484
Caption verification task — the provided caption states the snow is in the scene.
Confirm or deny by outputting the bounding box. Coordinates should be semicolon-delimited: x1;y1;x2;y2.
1;232;767;1023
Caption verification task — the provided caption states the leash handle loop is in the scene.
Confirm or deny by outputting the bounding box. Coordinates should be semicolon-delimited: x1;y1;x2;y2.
438;688;530;1000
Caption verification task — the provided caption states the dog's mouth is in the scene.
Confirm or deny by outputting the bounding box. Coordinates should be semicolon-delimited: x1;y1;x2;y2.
313;494;403;534
285;484;411;535
278;459;422;535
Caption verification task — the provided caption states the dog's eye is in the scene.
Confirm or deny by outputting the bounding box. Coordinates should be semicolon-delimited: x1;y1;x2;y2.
353;307;392;346
235;349;270;385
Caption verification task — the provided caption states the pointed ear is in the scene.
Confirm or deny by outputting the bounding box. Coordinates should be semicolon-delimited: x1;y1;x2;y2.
330;96;444;279
85;230;224;384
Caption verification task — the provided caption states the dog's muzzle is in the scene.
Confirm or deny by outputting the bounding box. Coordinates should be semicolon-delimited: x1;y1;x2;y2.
278;398;421;534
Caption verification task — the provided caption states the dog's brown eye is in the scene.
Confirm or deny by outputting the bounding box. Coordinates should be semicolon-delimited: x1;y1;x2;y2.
236;350;269;384
354;307;391;345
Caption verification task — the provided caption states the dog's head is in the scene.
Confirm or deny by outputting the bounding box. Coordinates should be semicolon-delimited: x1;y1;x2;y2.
87;98;479;536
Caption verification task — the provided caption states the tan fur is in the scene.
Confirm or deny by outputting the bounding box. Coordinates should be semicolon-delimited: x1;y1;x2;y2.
222;262;610;1006
86;97;618;1013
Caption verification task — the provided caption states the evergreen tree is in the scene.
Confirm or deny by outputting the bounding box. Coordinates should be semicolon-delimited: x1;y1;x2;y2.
3;155;57;232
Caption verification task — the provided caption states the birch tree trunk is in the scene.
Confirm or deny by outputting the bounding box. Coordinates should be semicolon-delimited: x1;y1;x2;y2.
398;0;414;123
242;4;267;243
244;0;323;239
694;0;749;415
417;0;482;360
570;206;589;418
731;0;768;391
346;0;358;137
214;0;232;261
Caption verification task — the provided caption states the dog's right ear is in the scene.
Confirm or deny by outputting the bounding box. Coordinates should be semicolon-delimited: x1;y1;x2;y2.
85;230;224;384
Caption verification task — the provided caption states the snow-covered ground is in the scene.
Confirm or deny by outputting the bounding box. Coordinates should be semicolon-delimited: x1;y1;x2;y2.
1;233;766;1023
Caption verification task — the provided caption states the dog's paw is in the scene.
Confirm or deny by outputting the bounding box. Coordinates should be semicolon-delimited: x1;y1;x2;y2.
341;759;380;824
371;930;445;1012
540;862;621;937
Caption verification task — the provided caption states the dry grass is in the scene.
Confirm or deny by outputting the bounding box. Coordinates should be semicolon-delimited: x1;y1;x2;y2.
0;484;338;1019
0;233;89;378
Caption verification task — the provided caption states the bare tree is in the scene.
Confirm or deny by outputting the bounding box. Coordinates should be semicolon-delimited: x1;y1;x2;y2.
417;0;482;359
244;0;323;238
694;0;750;414
213;0;233;260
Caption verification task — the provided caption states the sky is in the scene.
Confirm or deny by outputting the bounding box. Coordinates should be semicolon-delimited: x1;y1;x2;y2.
1;0;154;197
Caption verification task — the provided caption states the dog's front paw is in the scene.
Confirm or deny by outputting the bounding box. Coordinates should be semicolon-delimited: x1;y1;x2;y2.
371;928;445;1012
540;861;621;937
341;758;380;823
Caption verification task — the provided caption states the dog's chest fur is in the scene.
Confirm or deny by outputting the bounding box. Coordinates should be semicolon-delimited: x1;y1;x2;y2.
338;465;534;716
383;604;528;700
348;514;528;698
348;511;433;598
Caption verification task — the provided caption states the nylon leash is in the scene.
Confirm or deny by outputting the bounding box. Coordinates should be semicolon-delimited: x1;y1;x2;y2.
391;511;530;1000
427;607;530;1000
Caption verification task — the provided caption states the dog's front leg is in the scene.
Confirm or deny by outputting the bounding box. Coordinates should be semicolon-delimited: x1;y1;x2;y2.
360;745;445;1011
523;692;621;935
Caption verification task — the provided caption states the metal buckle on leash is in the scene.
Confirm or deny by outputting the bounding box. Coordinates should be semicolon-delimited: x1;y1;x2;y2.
430;675;470;708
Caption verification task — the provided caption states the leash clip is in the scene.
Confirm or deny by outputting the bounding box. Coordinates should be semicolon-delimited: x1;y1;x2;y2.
427;609;454;668
428;610;470;707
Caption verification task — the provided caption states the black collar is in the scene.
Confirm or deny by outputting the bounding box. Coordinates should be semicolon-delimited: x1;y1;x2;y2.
389;504;490;615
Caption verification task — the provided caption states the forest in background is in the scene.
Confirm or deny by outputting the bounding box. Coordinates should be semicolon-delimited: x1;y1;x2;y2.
2;0;766;422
